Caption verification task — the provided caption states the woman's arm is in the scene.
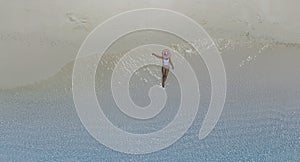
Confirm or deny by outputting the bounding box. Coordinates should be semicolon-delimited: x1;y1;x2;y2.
169;57;174;69
152;53;163;59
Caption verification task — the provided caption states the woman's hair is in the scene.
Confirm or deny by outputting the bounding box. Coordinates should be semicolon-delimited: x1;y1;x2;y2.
162;49;171;58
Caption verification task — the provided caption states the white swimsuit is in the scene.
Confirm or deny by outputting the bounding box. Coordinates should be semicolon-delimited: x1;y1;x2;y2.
163;58;169;68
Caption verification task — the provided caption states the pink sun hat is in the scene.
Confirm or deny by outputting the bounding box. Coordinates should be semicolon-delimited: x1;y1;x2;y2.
162;49;171;59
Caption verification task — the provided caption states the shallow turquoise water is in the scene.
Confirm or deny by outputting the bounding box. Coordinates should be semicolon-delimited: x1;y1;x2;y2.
1;46;300;161
1;92;299;161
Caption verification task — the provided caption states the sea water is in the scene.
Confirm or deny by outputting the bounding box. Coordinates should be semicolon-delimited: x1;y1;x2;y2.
0;43;299;161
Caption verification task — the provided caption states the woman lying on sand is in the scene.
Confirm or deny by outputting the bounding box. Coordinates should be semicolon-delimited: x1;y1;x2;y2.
152;49;174;88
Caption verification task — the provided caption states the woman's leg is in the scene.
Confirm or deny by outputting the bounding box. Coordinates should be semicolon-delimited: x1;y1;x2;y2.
161;67;169;87
161;67;165;87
